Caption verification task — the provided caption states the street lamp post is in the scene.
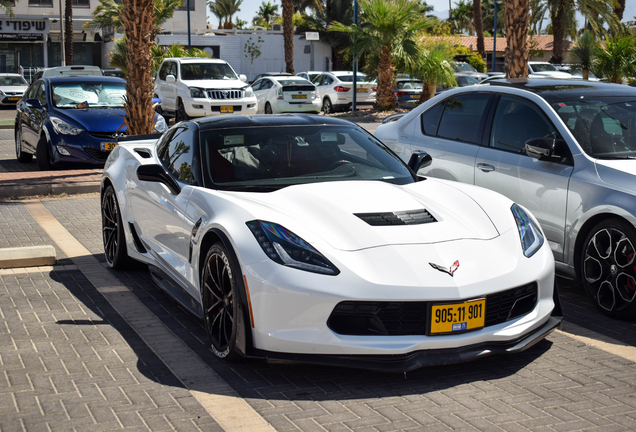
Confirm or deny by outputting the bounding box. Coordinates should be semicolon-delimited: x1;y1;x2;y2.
352;0;358;112
492;0;502;73
59;0;65;66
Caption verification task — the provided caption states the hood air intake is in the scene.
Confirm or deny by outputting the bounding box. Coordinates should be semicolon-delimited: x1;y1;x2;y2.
355;209;436;226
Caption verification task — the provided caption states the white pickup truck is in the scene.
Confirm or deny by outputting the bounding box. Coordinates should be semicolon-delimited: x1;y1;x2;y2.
153;58;258;121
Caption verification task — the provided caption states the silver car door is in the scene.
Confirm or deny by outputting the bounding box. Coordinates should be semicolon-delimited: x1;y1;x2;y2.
411;93;493;183
474;94;573;261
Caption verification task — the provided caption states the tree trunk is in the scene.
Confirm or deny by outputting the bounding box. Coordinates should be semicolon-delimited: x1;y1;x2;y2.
419;82;437;103
64;0;73;65
615;0;625;20
549;0;565;64
582;68;589;80
504;0;530;78
121;0;156;135
473;0;485;59
375;46;395;111
282;0;294;74
332;47;346;70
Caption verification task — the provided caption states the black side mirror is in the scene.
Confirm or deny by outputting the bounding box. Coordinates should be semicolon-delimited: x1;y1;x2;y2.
26;98;42;108
526;137;565;159
408;150;433;174
136;164;181;195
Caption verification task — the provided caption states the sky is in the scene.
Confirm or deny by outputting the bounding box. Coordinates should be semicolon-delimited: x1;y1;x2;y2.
206;0;635;31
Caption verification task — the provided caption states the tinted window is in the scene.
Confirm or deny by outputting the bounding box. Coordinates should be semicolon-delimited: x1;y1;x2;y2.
34;82;46;106
490;96;558;153
251;79;263;91
158;127;195;184
437;94;491;144
158;62;170;80
312;75;323;86
420;103;444;136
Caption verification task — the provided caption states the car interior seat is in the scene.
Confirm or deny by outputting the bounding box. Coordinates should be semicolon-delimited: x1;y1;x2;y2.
573;109;597;154
589;112;614;155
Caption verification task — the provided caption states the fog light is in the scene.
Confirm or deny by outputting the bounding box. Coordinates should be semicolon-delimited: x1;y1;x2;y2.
248;104;255;108
56;145;71;156
193;104;203;109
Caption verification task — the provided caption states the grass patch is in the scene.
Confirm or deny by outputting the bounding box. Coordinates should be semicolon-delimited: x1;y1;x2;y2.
0;120;14;125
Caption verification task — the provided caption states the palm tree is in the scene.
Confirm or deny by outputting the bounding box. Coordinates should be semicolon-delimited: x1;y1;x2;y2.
121;0;156;135
215;0;242;28
304;0;352;70
529;0;548;35
448;0;474;34
0;1;14;16
254;1;279;27
473;0;485;58
283;0;294;73
504;0;530;78
65;0;73;64
329;0;433;111
417;44;456;102
84;0;181;36
208;1;225;28
594;34;636;83
569;31;598;79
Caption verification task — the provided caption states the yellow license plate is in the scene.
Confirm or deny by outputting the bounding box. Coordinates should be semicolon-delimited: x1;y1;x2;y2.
220;105;234;113
356;88;368;93
8;97;20;101
411;94;420;99
292;94;307;99
101;142;117;151
430;298;485;334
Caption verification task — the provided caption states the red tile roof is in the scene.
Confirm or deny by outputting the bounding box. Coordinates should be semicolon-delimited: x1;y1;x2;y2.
425;35;573;53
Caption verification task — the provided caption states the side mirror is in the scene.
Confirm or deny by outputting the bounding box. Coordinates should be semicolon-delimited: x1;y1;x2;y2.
26;98;42;108
166;75;176;83
136;164;181;195
408;150;433;174
239;74;247;82
525;137;562;160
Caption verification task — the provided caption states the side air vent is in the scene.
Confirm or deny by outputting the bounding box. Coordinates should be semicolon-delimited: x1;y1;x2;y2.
128;222;147;253
134;148;152;158
355;209;436;226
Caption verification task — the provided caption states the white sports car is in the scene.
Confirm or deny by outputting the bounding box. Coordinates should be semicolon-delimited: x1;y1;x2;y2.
101;114;561;371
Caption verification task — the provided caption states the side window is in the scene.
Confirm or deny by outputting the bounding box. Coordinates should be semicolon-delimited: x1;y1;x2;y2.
420;103;444;136
167;62;177;78
313;75;323;86
26;82;40;100
159;126;195;184
324;76;333;86
251;80;263;91
262;80;273;90
158;62;170;81
34;83;46;106
436;94;491;144
490;96;558;153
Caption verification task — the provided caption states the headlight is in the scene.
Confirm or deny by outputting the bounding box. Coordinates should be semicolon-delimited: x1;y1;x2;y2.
189;87;206;98
244;86;254;98
0;90;4;95
50;116;84;135
154;114;167;133
246;220;339;275
511;204;544;258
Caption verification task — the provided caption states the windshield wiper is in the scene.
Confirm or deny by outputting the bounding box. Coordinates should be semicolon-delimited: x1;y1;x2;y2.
217;184;282;191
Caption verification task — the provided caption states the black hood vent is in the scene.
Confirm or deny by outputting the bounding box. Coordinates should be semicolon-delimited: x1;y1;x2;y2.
355;209;436;226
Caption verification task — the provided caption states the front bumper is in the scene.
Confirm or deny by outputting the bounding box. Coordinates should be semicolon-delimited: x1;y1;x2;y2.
49;129;119;167
184;97;258;117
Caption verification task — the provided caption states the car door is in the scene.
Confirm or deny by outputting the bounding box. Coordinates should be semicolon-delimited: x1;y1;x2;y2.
250;79;264;112
130;125;195;286
157;61;178;112
20;80;47;154
255;79;272;112
410;92;493;183
474;94;574;261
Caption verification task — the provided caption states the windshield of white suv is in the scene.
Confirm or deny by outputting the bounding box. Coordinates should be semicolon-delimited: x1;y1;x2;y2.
201;125;414;191
181;63;238;80
552;97;636;159
336;74;374;83
531;63;558;72
52;82;126;108
0;75;27;86
454;63;477;73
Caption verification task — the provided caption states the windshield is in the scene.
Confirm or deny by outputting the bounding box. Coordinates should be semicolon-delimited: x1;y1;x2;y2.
181;63;238;80
552;97;636;159
52;82;126;108
531;63;558;72
336;74;373;83
396;80;423;90
0;75;27;86
201;125;414;191
278;79;313;86
454;63;477;73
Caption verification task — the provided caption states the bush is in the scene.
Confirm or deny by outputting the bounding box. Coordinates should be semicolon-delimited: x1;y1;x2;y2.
468;55;487;73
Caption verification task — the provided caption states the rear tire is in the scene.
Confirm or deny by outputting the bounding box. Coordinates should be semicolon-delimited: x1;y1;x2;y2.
265;102;273;114
15;128;33;163
322;98;332;115
102;185;132;269
36;135;52;171
176;99;189;123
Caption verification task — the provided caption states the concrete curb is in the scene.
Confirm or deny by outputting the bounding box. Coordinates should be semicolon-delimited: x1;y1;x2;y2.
0;245;56;268
0;124;14;129
0;181;100;198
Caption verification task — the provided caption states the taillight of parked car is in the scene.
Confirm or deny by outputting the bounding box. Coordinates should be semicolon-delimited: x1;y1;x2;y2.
372;87;377;92
334;86;350;92
395;92;408;97
277;88;283;99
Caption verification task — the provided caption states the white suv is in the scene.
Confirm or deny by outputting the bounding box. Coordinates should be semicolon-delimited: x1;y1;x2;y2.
154;58;258;121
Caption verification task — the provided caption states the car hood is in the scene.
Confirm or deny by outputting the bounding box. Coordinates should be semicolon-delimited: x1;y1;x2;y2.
54;107;128;132
0;85;27;93
234;179;506;251
530;71;573;79
183;79;248;90
595;159;636;192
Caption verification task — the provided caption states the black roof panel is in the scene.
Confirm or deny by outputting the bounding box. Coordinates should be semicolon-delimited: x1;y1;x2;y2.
487;78;636;100
194;114;356;130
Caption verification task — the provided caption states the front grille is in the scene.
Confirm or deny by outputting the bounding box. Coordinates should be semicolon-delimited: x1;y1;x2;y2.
207;89;243;100
83;147;110;160
327;282;538;336
211;105;242;112
355;209;436;226
89;132;126;140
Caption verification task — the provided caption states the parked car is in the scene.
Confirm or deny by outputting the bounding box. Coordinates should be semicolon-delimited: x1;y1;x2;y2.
0;73;28;106
153;58;257;122
15;76;167;170
528;62;574;79
375;79;636;318
394;78;423;109
554;64;601;81
296;71;322;82
312;71;377;113
436;75;480;94
251;76;321;114
32;65;103;82
101;114;560;370
102;68;126;79
453;62;488;82
251;72;293;83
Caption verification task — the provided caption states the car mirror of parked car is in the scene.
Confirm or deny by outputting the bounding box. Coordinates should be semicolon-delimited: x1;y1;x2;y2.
239;74;247;82
136;164;182;195
166;75;176;84
26;98;42;108
525;137;570;164
408;150;432;177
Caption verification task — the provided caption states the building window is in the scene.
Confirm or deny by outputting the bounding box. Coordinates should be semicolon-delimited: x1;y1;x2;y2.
73;0;90;7
177;0;194;10
29;0;53;6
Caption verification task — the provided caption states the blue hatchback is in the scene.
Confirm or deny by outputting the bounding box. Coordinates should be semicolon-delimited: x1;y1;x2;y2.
15;76;167;170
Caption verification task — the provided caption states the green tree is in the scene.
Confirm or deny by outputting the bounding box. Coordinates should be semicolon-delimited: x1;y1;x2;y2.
329;0;434;111
529;0;548;35
569;31;598;79
84;0;182;37
109;38;209;75
244;36;264;80
213;0;243;29
208;1;225;28
448;0;474;34
253;0;279;27
417;43;456;102
593;34;636;83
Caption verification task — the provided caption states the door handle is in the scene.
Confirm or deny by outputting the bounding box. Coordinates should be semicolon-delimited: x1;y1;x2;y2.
477;163;495;172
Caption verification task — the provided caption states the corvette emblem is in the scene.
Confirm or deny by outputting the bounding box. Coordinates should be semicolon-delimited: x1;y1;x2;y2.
429;260;460;277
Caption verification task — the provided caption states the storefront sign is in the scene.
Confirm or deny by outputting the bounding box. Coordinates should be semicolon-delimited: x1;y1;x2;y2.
0;20;49;33
0;33;44;41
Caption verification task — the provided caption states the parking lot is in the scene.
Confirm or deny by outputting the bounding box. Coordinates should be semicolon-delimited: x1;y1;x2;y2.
2;107;636;431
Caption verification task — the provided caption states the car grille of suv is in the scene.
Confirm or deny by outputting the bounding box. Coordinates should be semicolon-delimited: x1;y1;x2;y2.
207;90;243;99
326;282;538;336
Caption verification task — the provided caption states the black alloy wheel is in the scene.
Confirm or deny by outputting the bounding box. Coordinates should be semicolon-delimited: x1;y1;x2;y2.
202;243;241;361
102;185;131;269
322;98;332;115
581;218;636;319
265;102;273;114
176;99;189;123
36;135;52;171
15;128;32;163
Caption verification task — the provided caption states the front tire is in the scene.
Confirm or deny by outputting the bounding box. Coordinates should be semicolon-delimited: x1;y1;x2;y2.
15;128;33;163
102;185;132;269
581;218;636;319
36;135;52;171
265;102;273;114
176;99;189;123
202;243;241;361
